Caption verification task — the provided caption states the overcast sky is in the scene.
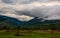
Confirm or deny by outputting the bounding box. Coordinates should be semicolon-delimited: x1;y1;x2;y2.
0;0;60;21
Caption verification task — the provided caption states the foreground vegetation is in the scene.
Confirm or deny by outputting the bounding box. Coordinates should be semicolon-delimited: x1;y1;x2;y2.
0;30;60;38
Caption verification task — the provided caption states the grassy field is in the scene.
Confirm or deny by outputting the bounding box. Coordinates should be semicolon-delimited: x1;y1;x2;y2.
0;30;60;38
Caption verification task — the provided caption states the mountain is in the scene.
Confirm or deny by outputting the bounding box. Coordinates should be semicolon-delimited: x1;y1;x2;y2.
0;15;60;30
0;15;60;26
0;15;24;27
24;17;60;29
44;20;60;24
27;17;60;24
0;15;43;29
21;17;44;29
26;17;43;25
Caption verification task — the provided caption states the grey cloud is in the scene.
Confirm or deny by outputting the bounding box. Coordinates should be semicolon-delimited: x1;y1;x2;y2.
2;0;36;4
1;0;60;5
0;0;60;20
15;5;60;19
0;4;60;19
2;0;13;4
0;5;60;20
0;7;16;15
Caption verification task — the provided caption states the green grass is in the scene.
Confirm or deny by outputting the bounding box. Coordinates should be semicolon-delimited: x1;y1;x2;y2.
0;31;60;38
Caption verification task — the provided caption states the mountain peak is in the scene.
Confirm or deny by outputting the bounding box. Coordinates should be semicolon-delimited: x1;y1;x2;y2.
0;15;24;26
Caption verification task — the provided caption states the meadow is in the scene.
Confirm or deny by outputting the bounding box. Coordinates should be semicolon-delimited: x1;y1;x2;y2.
0;30;60;38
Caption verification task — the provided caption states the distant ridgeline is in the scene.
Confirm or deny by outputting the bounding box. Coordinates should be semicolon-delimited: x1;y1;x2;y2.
0;15;60;30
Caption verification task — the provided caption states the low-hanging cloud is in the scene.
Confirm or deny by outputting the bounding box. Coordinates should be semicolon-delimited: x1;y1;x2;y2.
0;0;60;21
15;5;60;19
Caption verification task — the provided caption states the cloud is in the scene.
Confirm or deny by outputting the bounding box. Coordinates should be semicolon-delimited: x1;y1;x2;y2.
0;7;16;14
1;13;33;21
0;7;33;21
0;0;60;21
1;0;60;5
16;5;60;19
2;0;13;4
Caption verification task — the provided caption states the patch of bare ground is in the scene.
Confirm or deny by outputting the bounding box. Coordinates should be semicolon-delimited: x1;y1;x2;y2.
32;30;60;34
0;30;60;34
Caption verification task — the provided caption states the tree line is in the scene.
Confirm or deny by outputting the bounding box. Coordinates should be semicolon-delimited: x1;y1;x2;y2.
0;23;60;30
